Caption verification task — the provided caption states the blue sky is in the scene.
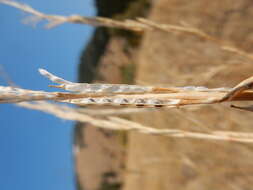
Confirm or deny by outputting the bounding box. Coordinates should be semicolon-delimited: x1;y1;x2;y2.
0;1;95;190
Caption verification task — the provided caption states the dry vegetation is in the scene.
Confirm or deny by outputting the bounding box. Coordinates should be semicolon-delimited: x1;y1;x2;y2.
1;0;253;138
1;64;253;143
2;0;253;189
1;0;253;60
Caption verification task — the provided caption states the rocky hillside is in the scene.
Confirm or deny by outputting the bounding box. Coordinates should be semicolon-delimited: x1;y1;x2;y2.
76;0;253;190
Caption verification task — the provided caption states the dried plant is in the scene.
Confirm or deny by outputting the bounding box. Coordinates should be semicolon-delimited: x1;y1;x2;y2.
0;68;253;143
16;101;253;143
1;0;253;145
1;68;253;109
1;0;253;61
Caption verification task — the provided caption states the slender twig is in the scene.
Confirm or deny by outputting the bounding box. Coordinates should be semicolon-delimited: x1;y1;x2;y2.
0;0;147;31
1;0;253;61
16;101;253;143
0;69;253;110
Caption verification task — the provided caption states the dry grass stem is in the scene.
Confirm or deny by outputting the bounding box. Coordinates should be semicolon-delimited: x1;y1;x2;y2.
1;0;253;61
17;101;253;143
0;0;147;31
1;69;253;110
